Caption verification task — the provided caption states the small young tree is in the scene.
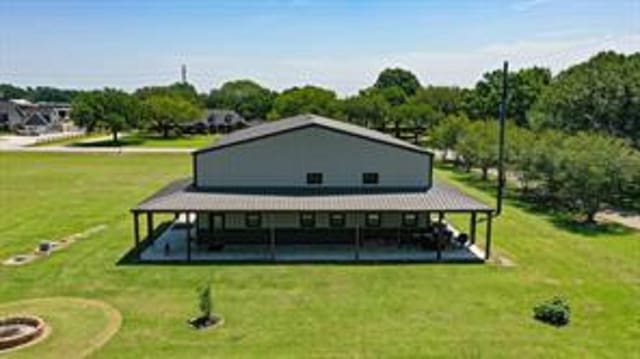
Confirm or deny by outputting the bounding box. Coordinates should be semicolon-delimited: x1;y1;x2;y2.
198;283;213;320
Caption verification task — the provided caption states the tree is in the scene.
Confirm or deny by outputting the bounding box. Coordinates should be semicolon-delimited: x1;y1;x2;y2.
555;133;638;223
373;68;421;96
142;95;203;138
455;120;498;179
268;86;339;120
135;82;201;105
207;80;275;120
198;283;213;320
431;115;470;161
71;88;141;143
389;102;440;141
465;66;551;126
0;84;28;99
412;86;465;116
530;51;640;148
341;92;389;128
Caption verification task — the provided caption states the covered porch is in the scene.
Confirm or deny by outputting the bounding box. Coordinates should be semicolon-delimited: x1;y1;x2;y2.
130;179;494;263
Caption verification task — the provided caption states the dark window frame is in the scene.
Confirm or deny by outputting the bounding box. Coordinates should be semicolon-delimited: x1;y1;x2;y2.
245;212;262;228
329;212;346;228
208;213;225;231
300;212;316;228
402;212;419;227
306;172;323;185
362;172;379;185
365;212;382;228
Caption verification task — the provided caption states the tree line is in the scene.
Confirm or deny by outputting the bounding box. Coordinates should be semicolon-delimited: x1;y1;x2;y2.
431;116;640;223
1;50;638;222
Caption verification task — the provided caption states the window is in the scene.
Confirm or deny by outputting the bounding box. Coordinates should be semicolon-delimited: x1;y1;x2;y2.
329;212;346;228
365;212;381;227
307;172;323;185
402;212;418;227
362;172;379;184
245;213;262;228
300;212;316;228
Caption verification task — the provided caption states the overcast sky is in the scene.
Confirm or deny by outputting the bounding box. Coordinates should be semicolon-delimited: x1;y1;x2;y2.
0;0;638;95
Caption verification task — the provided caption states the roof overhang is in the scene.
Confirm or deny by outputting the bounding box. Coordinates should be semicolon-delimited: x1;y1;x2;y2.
132;179;492;213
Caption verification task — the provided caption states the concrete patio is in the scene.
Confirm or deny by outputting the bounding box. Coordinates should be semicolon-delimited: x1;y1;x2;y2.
139;220;485;263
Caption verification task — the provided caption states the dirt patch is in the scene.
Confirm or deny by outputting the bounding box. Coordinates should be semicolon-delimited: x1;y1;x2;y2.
596;210;640;231
2;225;107;267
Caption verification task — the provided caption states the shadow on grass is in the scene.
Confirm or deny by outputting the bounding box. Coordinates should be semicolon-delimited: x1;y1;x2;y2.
71;137;145;148
435;162;637;238
71;134;190;148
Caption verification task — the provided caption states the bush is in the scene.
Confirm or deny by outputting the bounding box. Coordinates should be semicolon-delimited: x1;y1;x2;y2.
533;297;570;327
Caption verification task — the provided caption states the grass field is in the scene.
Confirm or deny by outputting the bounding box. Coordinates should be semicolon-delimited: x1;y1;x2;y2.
70;133;219;149
0;152;638;358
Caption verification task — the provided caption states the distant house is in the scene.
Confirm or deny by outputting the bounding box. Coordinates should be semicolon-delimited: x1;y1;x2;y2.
0;99;72;135
182;110;262;134
132;114;494;263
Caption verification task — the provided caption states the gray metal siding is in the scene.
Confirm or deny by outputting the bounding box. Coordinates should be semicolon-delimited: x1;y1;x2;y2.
196;126;430;188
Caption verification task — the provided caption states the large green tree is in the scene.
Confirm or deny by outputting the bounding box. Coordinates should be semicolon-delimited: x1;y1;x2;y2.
268;86;339;120
373;68;421;96
72;88;141;143
530;51;640;147
465;66;551;126
142;95;203;138
341;92;389;128
135;82;201;105
206;80;275;120
412;86;465;116
555;132;638;223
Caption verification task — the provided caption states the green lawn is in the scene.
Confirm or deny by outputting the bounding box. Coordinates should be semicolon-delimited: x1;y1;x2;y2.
0;152;638;358
70;133;219;149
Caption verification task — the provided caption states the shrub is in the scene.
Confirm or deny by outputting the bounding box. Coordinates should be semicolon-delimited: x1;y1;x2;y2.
533;297;570;327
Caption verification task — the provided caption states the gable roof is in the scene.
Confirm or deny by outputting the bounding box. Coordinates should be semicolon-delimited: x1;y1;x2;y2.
193;114;432;156
24;112;49;126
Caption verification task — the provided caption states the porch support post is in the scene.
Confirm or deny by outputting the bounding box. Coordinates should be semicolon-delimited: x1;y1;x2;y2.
354;225;360;260
470;212;477;244
436;211;443;261
485;212;493;260
133;212;140;248
186;211;192;262
269;213;276;261
146;212;154;240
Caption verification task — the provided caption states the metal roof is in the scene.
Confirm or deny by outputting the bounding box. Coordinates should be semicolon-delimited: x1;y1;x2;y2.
132;179;492;212
193;114;432;155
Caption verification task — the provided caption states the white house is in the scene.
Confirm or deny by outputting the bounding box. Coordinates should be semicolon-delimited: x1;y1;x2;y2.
132;114;494;262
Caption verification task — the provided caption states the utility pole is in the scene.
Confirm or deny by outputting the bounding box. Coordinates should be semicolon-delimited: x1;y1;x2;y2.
181;64;187;84
496;60;508;216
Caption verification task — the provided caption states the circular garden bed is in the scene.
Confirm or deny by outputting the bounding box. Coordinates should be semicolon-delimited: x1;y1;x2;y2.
0;297;121;357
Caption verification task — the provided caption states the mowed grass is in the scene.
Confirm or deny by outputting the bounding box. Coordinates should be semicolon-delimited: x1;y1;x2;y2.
0;152;638;358
70;133;219;149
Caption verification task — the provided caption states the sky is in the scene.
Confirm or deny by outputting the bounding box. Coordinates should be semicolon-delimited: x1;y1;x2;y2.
0;0;638;95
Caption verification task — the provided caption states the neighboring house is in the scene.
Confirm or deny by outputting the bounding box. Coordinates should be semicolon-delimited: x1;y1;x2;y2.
182;109;255;134
132;114;494;262
0;99;72;134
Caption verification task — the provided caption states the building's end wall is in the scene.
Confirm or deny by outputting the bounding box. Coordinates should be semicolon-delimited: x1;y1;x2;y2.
195;126;432;188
